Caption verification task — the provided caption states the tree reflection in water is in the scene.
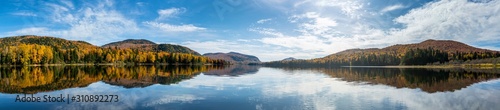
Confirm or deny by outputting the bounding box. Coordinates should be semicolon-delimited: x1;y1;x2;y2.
0;65;223;94
275;67;500;93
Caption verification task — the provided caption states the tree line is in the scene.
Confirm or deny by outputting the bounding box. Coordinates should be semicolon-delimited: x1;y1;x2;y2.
0;44;228;65
265;47;500;67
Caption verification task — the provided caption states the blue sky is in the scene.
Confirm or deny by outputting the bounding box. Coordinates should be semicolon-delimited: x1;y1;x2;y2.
1;0;499;61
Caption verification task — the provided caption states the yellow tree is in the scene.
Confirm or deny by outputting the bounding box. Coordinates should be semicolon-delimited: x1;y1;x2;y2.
148;52;156;63
106;53;114;63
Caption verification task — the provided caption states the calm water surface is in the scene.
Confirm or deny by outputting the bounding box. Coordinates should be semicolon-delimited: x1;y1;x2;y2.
0;65;499;110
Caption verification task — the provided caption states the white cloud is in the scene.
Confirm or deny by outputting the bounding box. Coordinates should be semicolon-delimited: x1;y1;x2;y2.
249;0;394;60
259;0;365;19
143;21;205;32
5;0;139;46
252;0;500;61
141;7;206;33
380;4;405;13
143;94;204;107
11;12;37;16
157;8;185;21
253;13;385;59
388;0;500;44
60;0;74;9
4;2;207;46
257;18;272;24
136;2;146;6
311;0;364;18
9;27;49;34
290;12;338;36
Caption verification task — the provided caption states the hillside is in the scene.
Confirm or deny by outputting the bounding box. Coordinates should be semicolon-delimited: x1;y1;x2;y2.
203;52;261;64
266;39;500;67
384;39;493;53
102;39;200;55
0;35;99;49
0;35;227;65
328;39;495;58
282;57;299;61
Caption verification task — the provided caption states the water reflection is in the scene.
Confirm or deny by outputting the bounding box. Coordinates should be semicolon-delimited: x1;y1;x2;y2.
0;65;221;93
0;66;499;109
276;67;500;93
203;65;260;77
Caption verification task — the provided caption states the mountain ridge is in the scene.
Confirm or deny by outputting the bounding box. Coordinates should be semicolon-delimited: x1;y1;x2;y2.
266;39;500;67
203;52;261;64
0;35;99;50
102;39;200;55
328;39;497;58
0;35;227;65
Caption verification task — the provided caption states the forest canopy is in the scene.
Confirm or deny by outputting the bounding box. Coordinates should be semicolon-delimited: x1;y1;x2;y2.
0;35;228;65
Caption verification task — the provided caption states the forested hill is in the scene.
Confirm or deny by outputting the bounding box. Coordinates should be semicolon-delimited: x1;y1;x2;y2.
102;39;201;55
266;39;500;67
0;35;99;50
328;39;494;58
0;35;227;65
203;52;261;64
384;39;493;53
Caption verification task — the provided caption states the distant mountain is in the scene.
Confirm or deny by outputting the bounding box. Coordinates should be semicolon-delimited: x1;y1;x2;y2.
282;57;298;61
103;39;156;46
323;39;498;60
329;39;495;58
0;35;99;49
102;39;200;55
203;52;261;64
266;39;500;66
385;39;493;53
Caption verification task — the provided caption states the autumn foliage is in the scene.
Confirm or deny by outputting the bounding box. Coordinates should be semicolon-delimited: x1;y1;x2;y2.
0;35;228;65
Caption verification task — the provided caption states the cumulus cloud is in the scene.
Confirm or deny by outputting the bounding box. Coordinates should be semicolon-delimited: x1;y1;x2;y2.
141;7;207;33
253;12;383;59
143;21;206;32
156;7;185;21
257;18;272;24
11;11;37;16
10;27;48;34
5;0;139;46
252;0;500;60
290;12;338;36
388;0;500;44
136;2;146;6
60;0;74;9
3;2;206;46
310;0;364;19
380;4;405;13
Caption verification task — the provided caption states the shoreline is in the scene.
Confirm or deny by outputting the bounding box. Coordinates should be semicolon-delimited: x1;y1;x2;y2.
343;64;499;69
0;63;223;67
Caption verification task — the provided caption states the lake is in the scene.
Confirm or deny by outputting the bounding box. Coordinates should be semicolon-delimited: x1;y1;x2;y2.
1;65;500;110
